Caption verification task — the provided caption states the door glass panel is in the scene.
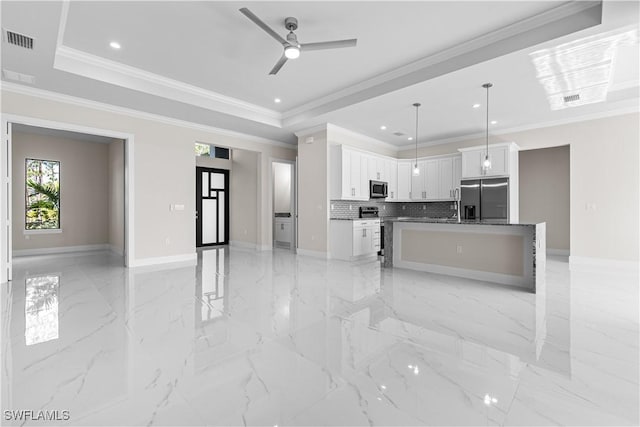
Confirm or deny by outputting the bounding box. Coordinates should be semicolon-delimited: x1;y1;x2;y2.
211;173;225;189
202;172;209;197
218;191;225;242
202;199;217;244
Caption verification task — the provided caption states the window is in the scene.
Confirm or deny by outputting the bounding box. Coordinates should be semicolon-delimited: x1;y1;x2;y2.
25;158;60;230
195;142;210;157
194;142;231;159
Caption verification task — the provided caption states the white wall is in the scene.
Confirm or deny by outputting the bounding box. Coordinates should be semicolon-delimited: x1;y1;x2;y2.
297;129;329;255
273;162;292;214
230;149;259;246
519;146;570;252
397;113;639;263
108;139;125;255
12;131;109;251
2;89;296;264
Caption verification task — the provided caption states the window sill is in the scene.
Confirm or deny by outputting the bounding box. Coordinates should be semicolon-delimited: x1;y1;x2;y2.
24;229;62;235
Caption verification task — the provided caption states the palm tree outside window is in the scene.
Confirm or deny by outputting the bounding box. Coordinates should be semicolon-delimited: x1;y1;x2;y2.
25;158;60;230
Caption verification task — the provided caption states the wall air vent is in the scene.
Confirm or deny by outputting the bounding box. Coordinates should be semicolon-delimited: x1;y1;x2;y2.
3;69;35;84
563;94;580;103
4;30;34;49
392;131;405;136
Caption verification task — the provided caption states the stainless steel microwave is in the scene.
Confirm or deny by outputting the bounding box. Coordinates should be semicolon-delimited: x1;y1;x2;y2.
370;180;388;199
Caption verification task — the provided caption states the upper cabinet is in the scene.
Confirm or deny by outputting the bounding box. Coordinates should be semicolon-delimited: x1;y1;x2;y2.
331;145;368;200
459;143;519;179
385;159;398;201
397;160;412;201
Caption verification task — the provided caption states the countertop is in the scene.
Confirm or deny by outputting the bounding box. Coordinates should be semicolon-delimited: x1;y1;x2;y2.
330;217;540;226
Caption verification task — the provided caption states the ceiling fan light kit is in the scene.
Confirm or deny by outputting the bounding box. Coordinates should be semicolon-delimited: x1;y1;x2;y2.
239;7;358;75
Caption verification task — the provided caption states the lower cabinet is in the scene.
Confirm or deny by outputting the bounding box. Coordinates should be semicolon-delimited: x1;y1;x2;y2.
330;219;381;260
274;217;292;244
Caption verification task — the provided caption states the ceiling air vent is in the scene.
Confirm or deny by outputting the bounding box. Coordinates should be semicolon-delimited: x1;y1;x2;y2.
4;30;34;49
392;131;405;136
563;94;580;103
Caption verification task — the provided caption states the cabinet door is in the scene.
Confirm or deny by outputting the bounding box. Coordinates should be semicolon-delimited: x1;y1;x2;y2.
461;150;483;178
453;155;462;197
385;160;398;200
411;160;427;200
367;155;377;181
397;161;412;200
352;227;367;256
488;146;509;176
376;158;385;181
438;157;453;199
348;150;361;198
425;159;439;200
340;147;352;199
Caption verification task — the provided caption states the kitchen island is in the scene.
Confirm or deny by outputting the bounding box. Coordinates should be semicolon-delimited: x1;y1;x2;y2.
383;218;545;292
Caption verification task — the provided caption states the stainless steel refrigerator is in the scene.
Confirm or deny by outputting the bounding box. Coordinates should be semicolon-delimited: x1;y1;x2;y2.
460;177;509;221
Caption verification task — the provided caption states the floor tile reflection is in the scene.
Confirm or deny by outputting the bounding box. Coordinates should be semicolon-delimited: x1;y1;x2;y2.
1;249;638;426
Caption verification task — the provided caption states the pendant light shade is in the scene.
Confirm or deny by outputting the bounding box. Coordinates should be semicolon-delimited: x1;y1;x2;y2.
482;83;493;172
412;103;421;177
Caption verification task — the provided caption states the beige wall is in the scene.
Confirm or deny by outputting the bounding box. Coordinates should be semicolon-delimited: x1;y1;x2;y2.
12;131;109;250
230;149;258;245
2;90;296;262
196;155;232;170
297;130;329;254
397;113;639;262
519;146;570;252
108;139;125;255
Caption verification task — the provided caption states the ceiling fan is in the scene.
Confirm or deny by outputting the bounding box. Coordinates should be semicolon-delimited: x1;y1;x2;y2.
239;7;358;75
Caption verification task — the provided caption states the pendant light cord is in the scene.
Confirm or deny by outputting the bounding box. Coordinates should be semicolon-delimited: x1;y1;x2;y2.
485;85;489;156
413;103;420;167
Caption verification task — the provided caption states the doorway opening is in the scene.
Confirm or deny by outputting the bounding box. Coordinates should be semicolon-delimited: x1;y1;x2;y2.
196;167;229;247
1;116;133;283
272;160;296;251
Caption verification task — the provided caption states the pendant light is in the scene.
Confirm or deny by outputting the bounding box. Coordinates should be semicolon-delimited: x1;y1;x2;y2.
412;102;421;176
482;83;493;172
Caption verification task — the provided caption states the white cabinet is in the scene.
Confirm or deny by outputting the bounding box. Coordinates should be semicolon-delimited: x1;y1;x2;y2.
330;219;381;260
435;155;462;200
330;146;369;200
385;160;398;201
368;156;385;182
459;143;518;179
397;161;412;201
274;217;292;245
425;159;439;200
411;160;428;200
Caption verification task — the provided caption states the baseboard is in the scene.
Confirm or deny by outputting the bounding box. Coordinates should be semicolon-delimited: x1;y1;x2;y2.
108;244;124;256
258;244;272;251
547;249;569;256
131;253;197;268
569;256;639;272
296;248;329;259
229;240;257;250
13;244;109;257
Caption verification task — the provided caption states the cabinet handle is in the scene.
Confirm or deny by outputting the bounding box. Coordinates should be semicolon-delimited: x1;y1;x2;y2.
391;191;394;198
281;224;284;230
352;188;355;196
409;191;412;198
377;172;380;180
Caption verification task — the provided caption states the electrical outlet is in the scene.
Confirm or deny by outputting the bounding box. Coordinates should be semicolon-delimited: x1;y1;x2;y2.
456;245;463;254
331;204;335;210
423;205;426;210
165;237;170;245
349;205;353;211
383;205;386;210
402;205;406;210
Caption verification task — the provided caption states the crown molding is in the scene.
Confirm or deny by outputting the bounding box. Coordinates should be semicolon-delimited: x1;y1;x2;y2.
294;123;328;138
281;1;602;127
396;103;640;151
1;82;296;150
53;45;283;128
326;124;400;152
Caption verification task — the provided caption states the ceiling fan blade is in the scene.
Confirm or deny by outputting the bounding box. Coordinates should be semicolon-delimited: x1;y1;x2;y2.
301;39;357;51
269;55;288;75
239;8;287;45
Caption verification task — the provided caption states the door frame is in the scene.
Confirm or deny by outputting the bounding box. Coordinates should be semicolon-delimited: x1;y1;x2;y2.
269;158;297;252
1;114;134;282
195;167;229;247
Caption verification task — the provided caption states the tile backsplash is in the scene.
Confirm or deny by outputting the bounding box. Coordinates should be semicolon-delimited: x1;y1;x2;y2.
330;200;456;219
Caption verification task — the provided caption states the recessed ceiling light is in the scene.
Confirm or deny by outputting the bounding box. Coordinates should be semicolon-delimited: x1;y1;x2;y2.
472;103;481;108
408;137;413;141
491;120;498;125
274;98;281;103
380;125;387;130
109;41;121;49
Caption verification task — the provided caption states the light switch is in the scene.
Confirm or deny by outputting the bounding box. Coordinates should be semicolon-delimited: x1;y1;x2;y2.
175;204;185;211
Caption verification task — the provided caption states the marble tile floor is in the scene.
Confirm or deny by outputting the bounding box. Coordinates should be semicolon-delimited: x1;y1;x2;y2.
1;247;638;426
